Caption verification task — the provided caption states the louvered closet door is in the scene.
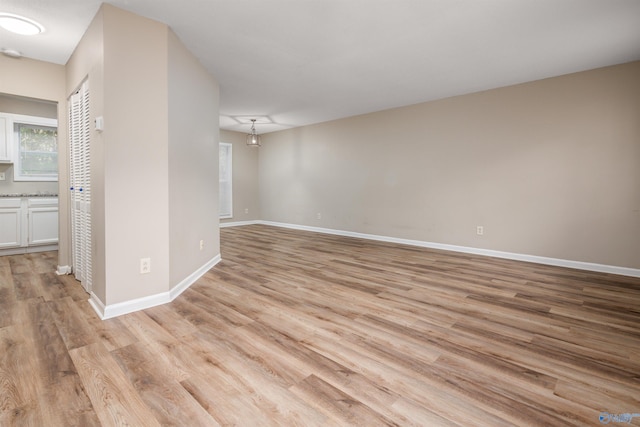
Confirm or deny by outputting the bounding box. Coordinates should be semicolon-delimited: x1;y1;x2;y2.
68;80;92;293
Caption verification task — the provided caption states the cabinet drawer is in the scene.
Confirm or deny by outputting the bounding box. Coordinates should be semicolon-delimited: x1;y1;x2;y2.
28;198;58;207
0;198;21;208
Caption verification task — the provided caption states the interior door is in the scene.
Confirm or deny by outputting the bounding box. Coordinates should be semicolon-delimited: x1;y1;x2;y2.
68;80;92;293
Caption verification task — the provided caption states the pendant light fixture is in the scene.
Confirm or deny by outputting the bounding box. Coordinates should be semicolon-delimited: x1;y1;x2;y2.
246;119;262;147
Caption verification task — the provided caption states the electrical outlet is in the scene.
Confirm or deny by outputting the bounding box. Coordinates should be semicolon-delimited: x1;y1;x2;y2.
316;213;322;220
476;226;484;236
244;208;249;214
199;240;204;251
140;258;151;274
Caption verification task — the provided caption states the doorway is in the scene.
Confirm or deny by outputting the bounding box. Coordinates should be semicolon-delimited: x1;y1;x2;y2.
0;93;60;256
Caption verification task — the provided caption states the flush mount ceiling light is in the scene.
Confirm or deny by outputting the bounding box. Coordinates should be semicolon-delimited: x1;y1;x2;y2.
246;119;262;147
0;13;45;35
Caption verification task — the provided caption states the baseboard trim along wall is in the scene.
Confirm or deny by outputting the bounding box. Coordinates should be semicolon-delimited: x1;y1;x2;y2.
56;265;72;275
249;220;640;278
89;290;168;321
0;244;59;257
89;254;222;320
220;220;260;228
169;255;221;300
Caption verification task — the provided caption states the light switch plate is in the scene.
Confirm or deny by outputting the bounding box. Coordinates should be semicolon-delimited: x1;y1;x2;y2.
0;172;5;181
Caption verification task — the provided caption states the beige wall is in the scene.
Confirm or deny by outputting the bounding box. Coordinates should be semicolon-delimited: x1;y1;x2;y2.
220;129;260;224
168;29;220;286
260;61;640;270
66;5;105;301
0;55;69;268
0;56;66;100
66;4;220;308
0;94;57;118
101;5;170;304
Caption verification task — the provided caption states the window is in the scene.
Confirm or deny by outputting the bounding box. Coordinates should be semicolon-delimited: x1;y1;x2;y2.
219;142;232;218
13;115;58;181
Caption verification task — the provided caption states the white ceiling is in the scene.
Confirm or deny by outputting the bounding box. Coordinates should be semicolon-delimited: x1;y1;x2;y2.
1;0;640;134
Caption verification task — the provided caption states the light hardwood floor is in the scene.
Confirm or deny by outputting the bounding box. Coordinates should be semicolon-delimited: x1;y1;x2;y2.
1;224;639;426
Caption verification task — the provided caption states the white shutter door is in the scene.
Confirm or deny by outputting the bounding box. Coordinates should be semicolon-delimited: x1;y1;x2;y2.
68;80;92;293
69;89;81;281
80;83;92;291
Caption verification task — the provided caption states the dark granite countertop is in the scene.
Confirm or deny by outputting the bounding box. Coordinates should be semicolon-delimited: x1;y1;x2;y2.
0;193;58;198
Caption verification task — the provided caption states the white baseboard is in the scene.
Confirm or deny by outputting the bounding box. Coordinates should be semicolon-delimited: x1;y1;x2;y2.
56;265;72;275
90;290;170;320
220;220;260;228
259;221;640;278
27;244;59;253
88;292;108;319
89;255;222;320
170;254;221;300
0;244;58;256
86;221;638;320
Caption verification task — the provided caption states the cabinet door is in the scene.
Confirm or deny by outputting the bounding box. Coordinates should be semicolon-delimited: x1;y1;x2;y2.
28;207;58;245
0;208;22;248
0;116;8;160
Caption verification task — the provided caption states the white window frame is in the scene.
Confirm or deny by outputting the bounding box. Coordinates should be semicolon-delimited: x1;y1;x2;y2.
6;113;58;182
219;142;233;219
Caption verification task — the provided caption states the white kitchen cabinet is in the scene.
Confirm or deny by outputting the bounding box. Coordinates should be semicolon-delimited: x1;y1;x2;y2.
0;199;22;248
0;116;9;161
0;197;58;254
28;198;59;245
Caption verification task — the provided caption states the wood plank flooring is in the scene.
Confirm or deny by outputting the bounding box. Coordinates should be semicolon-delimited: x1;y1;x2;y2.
1;224;639;426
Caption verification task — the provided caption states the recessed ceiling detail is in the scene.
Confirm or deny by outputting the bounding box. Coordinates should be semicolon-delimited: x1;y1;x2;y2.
230;116;273;125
